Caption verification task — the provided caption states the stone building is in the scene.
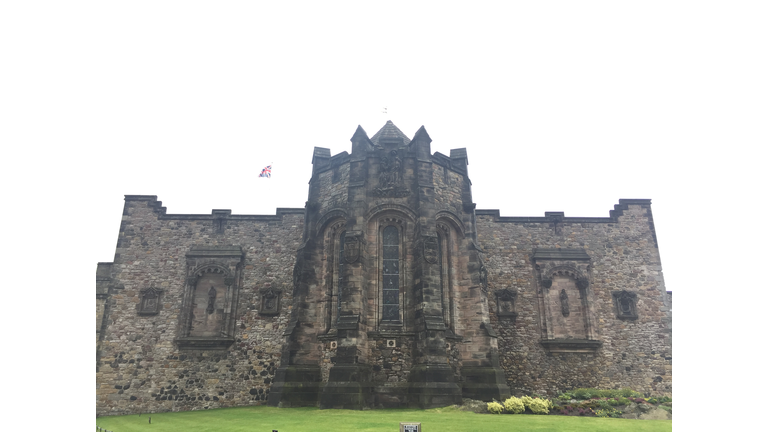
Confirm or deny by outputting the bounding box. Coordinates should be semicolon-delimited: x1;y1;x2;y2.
96;121;672;415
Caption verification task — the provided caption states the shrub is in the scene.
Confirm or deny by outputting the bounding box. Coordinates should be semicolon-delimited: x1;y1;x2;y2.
595;408;623;418
503;396;525;414
529;398;551;414
616;397;630;405
520;395;534;409
557;393;572;401
573;388;593;400
487;401;504;414
596;399;612;409
658;396;672;404
619;388;641;398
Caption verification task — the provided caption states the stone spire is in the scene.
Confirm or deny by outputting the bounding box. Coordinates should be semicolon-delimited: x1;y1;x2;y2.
370;120;411;148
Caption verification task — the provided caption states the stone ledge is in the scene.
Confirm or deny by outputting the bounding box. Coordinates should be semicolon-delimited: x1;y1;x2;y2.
174;337;235;350
540;339;602;353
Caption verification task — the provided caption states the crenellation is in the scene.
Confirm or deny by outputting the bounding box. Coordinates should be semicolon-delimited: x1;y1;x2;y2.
97;121;671;416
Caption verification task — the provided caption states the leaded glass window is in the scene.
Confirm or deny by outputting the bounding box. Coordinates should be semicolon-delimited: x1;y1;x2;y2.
382;226;400;321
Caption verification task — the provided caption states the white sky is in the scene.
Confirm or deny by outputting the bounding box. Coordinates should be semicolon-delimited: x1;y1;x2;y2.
2;1;766;428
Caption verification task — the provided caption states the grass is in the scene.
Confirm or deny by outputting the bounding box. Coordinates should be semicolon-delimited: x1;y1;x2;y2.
96;405;672;432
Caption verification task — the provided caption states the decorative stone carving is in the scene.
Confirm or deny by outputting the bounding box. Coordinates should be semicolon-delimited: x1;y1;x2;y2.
176;246;244;350
576;277;589;290
213;217;226;234
259;287;282;316
343;235;360;264
373;150;410;197
138;287;163;315
207;286;217;314
479;263;489;292
612;290;638;320
306;201;320;212
379;150;402;187
422;236;438;264
532;248;599;352
559;289;570;317
495;289;518;320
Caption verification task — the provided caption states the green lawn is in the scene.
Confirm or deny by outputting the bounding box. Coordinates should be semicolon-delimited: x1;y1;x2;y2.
96;405;671;432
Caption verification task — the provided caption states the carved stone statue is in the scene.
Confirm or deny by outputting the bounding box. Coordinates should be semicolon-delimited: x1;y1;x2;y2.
560;289;570;317
207;286;216;314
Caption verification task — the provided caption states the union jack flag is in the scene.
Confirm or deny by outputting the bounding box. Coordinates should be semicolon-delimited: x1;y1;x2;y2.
259;164;272;178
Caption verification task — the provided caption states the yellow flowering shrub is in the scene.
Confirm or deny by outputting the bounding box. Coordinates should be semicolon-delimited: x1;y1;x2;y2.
520;396;534;409
487;401;504;414
503;396;525;414
528;398;551;414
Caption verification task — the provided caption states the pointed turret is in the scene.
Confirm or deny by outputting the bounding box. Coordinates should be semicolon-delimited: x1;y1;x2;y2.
350;125;373;159
410;125;432;160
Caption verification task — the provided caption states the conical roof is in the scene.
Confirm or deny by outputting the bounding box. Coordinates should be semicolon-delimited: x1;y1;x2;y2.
370;120;411;147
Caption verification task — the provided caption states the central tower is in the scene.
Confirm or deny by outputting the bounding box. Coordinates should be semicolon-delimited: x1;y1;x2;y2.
268;121;510;408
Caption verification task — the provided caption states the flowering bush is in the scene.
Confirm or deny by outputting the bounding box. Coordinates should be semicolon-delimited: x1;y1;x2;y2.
520;396;534;409
529;398;551;414
487;401;504;414
503;396;525;414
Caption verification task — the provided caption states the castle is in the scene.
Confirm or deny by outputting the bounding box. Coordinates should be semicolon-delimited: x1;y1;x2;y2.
96;121;672;415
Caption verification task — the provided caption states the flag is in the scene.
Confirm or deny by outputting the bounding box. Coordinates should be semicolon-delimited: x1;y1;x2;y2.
259;164;272;178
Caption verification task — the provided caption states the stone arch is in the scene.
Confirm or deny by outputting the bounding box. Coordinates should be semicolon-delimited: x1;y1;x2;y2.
542;265;589;290
365;203;417;225
435;210;466;237
189;263;233;282
436;218;463;332
321;217;347;332
315;209;349;238
366;208;416;330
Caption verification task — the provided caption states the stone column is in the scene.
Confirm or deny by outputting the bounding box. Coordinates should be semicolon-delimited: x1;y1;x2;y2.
407;128;462;408
319;127;373;409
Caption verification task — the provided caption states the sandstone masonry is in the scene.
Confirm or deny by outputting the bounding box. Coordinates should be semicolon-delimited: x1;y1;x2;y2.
96;121;672;416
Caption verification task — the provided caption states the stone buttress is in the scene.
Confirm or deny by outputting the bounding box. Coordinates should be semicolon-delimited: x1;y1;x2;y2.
268;121;510;408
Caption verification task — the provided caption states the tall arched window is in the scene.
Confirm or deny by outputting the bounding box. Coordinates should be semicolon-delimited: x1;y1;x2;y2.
437;223;455;331
337;231;346;323
382;225;400;322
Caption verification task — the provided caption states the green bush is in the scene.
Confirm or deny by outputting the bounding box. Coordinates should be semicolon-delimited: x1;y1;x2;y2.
487;401;504;414
557;393;573;401
566;387;641;400
573;388;593;400
503;396;525;414
595;408;623;418
619;388;641;398
528;398;551;414
596;399;612;409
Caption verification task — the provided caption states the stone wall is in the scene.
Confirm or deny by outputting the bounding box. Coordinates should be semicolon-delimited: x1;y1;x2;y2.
477;200;672;397
97;134;671;416
96;196;304;416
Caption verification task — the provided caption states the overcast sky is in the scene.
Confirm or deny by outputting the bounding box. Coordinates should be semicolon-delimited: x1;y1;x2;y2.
3;1;766;428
